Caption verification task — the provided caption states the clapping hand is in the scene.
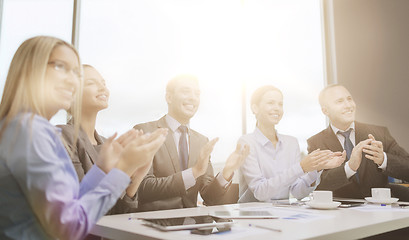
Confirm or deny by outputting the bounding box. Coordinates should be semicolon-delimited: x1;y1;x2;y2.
97;129;140;174
348;139;372;171
126;161;154;198
317;150;346;170
222;143;250;180
192;138;219;178
363;134;384;166
116;128;168;177
301;149;334;173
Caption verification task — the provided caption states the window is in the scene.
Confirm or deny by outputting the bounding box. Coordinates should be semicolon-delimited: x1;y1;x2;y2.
1;0;325;165
0;0;73;124
79;0;325;164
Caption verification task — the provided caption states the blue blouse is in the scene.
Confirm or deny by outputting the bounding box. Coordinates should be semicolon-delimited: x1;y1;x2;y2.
0;113;130;240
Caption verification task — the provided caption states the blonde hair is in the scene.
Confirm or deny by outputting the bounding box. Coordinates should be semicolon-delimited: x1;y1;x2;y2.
0;36;83;140
250;85;282;113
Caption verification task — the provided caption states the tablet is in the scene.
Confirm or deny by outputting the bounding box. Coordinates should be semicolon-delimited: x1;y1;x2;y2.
191;226;232;235
140;215;234;231
212;210;278;219
338;201;364;208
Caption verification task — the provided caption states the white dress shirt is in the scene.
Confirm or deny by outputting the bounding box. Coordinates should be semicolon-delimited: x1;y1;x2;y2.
165;115;229;190
238;128;320;202
330;122;387;179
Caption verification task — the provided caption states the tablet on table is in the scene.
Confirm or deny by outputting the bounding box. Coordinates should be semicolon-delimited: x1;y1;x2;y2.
140;215;234;231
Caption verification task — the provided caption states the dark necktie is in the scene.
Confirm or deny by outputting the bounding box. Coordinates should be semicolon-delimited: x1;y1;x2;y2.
178;125;188;170
339;129;359;183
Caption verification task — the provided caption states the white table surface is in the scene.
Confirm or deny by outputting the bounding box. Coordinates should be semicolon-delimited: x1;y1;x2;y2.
90;201;409;240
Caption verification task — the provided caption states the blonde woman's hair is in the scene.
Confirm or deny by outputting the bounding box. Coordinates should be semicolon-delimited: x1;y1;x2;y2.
0;36;83;140
250;85;282;112
66;64;95;122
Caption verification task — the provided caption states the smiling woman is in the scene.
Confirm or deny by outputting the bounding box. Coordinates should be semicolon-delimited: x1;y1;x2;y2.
81;65;110;119
0;36;167;239
59;65;111;180
238;85;344;203
44;46;81;120
59;64;145;215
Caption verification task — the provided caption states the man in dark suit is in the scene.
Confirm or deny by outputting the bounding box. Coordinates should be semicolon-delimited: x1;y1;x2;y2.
134;74;249;211
308;84;409;200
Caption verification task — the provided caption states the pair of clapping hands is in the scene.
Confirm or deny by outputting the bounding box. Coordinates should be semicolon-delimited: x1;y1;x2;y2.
349;134;384;171
304;134;384;173
95;129;252;183
193;138;251;181
96;128;168;179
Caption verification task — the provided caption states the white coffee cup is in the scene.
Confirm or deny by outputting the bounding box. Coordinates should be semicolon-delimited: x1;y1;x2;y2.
371;188;391;200
311;190;333;203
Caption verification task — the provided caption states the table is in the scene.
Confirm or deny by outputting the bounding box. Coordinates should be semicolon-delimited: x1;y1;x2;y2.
90;202;409;240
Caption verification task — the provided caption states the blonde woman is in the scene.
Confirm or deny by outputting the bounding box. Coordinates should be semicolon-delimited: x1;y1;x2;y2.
238;85;345;202
59;65;144;214
0;36;167;240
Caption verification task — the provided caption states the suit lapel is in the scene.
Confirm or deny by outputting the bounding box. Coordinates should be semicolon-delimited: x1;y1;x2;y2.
158;116;180;172
354;122;368;143
354;122;369;183
188;131;200;168
79;128;99;165
323;126;344;152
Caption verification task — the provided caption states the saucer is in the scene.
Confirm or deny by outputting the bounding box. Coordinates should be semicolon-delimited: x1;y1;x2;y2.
365;197;399;204
306;201;341;210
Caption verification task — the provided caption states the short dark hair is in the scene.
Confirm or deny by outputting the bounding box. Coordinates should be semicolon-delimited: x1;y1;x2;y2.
251;85;282;107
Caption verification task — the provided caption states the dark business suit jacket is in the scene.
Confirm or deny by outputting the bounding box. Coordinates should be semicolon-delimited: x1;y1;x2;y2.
58;123;138;214
59;123;104;181
307;121;409;199
134;116;229;211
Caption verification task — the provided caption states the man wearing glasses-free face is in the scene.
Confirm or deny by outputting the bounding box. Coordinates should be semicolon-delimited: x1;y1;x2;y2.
133;75;249;211
308;84;409;201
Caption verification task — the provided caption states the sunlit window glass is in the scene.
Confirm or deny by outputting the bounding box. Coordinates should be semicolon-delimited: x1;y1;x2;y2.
242;1;326;154
79;0;324;169
0;0;73;124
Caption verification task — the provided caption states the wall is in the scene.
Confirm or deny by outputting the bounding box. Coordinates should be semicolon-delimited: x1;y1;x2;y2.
324;0;409;151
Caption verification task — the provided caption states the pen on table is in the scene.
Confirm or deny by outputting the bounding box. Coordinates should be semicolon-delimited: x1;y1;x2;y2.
248;224;282;232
